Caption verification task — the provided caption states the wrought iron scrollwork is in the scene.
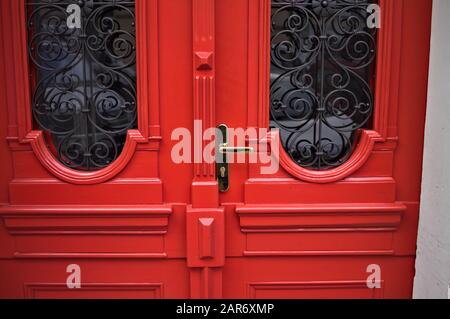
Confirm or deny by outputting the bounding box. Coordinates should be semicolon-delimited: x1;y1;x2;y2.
26;0;137;171
270;0;377;170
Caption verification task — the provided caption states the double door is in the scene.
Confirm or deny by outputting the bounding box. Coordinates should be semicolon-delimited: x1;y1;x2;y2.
0;0;432;298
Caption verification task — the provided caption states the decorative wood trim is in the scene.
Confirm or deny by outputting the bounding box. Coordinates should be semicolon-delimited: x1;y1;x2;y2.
192;0;216;181
243;250;395;257
237;202;405;257
250;0;403;183
0;205;172;215
137;0;162;141
272;130;380;183
374;0;404;140
189;267;223;299
25;130;147;185
236;202;406;232
3;0;162;185
186;207;225;268
24;283;164;299
190;0;219;206
15;253;168;259
188;1;223;299
248;281;384;299
247;0;271;129
0;204;172;234
1;204;172;260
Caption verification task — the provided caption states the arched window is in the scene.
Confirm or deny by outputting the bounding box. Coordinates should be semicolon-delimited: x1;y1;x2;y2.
27;0;137;171
270;0;377;170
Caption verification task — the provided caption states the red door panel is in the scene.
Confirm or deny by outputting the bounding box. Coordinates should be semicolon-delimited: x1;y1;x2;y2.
215;0;432;299
223;257;415;299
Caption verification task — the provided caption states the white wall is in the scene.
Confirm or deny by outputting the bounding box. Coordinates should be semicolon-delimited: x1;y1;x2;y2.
413;0;450;299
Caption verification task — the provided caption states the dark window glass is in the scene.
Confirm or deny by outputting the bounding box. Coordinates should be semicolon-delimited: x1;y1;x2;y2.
27;0;137;171
270;0;377;170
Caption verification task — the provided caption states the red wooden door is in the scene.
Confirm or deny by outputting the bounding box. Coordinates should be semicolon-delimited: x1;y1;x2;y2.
214;0;432;299
0;0;432;299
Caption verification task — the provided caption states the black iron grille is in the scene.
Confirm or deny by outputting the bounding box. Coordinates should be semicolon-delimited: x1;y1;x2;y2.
27;0;137;171
270;0;377;170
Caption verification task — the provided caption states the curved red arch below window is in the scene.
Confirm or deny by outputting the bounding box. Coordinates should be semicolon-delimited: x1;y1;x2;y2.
25;130;147;185
270;129;381;184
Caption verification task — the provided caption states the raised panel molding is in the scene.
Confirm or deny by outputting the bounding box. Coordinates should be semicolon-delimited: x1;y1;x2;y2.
186;207;225;268
236;203;405;231
8;178;164;205
0;205;172;259
24;283;164;299
243;177;398;204
248;281;384;299
236;203;406;256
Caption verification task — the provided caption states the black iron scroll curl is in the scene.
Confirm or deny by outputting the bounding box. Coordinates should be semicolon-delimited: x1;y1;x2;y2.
270;0;377;170
27;0;137;170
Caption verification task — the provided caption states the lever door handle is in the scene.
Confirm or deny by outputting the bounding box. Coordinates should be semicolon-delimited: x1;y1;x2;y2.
216;124;255;192
219;146;254;154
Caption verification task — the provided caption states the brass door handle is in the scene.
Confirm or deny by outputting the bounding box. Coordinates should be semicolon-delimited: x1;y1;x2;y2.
216;125;256;193
219;145;254;154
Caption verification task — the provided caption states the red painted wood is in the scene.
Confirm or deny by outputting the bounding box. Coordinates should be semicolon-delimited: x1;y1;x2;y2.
5;0;162;186
0;0;432;299
273;130;380;183
216;0;431;300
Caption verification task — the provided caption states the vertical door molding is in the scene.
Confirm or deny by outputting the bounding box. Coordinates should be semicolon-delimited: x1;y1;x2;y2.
190;0;219;206
192;0;218;199
247;0;271;129
188;0;225;299
1;0;162;185
248;0;404;183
